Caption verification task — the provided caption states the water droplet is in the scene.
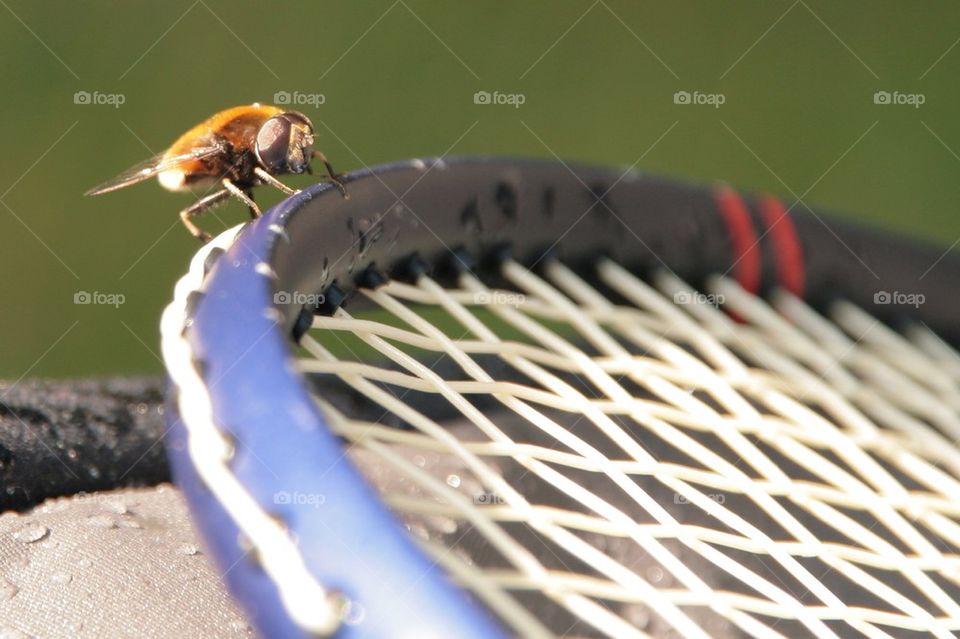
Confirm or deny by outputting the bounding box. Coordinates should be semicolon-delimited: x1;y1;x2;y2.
51;571;72;585
624;604;650;629
0;577;18;601
413;455;426;468
646;566;664;584
117;517;142;529
77;558;92;569
87;465;101;479
236;532;254;554
136;403;148;415
84;515;116;529
408;525;429;541
177;543;200;556
101;501;127;515
67;448;79;460
435;517;458;535
228;620;250;633
453;547;475;567
341;600;366;625
13;524;48;544
445;474;461;488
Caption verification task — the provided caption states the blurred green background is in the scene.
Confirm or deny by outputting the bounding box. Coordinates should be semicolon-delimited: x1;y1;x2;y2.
2;0;959;377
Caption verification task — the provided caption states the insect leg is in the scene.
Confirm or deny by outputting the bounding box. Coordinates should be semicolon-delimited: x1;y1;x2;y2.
223;179;262;218
180;189;230;243
253;167;298;196
311;150;349;199
243;188;258;219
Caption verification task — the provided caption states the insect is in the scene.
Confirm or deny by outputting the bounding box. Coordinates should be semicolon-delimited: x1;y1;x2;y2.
86;104;347;242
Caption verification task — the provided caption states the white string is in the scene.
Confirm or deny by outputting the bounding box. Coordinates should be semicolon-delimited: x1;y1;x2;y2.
160;225;341;636
302;258;960;638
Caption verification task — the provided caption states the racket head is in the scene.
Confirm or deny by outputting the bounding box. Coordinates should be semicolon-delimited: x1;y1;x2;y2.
163;156;960;638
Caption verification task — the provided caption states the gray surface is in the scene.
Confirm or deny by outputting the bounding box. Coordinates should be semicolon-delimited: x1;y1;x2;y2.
0;485;251;639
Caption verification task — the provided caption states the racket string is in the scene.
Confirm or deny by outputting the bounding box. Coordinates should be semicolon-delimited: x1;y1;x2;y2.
303;313;715;637
299;258;960;638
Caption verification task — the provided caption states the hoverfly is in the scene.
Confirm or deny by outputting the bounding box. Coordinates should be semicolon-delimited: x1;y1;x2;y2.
86;104;347;242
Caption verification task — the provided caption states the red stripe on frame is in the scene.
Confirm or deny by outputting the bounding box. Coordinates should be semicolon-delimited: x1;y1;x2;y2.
758;195;805;297
714;187;761;295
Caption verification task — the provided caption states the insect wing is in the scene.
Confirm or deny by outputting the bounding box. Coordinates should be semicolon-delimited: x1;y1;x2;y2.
85;145;223;196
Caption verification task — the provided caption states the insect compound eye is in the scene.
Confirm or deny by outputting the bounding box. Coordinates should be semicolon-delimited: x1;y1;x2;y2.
282;111;314;133
278;111;314;175
255;116;294;173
